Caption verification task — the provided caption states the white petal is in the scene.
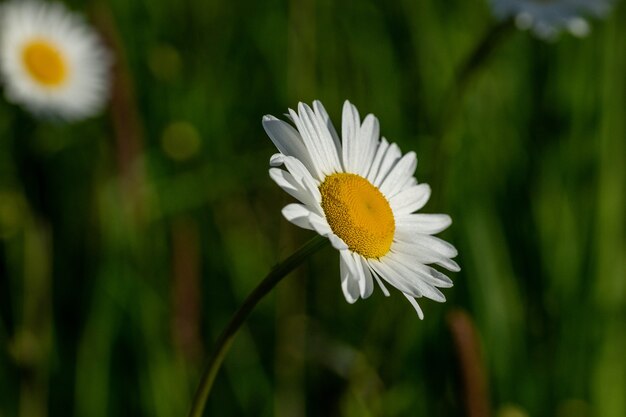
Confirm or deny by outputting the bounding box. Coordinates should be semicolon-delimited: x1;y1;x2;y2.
395;233;458;259
413;263;455;288
389;249;455;287
398;175;418;191
269;168;319;210
403;294;425;319
308;213;332;235
349;252;373;299
294;103;342;177
358;114;380;172
373;143;402;187
358;256;375;298
340;250;360;303
262;115;314;172
366;263;391;296
276;154;308;182
281;156;322;205
313;100;342;159
341;100;361;173
382;255;447;302
328;234;349;251
389;184;431;215
395;213;452;235
379;151;417;198
303;102;342;172
269;153;285;166
281;204;315;230
367;259;423;298
288;107;326;180
392;240;460;273
269;167;298;194
366;137;390;183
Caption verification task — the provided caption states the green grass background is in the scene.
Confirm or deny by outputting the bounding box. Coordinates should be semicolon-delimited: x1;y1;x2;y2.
0;0;625;416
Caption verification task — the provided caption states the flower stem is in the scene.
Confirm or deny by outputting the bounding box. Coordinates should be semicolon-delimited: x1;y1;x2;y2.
187;234;328;417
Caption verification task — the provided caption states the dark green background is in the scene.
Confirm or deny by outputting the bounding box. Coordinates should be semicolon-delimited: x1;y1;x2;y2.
0;0;624;416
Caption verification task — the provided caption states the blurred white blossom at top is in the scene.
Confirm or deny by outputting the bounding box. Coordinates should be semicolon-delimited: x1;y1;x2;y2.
490;0;616;40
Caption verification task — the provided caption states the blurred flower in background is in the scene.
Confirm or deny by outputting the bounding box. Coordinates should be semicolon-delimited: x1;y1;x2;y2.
263;100;459;318
490;0;616;39
0;0;111;121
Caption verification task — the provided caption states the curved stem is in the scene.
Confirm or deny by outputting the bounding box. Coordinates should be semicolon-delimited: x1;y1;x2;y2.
187;234;328;417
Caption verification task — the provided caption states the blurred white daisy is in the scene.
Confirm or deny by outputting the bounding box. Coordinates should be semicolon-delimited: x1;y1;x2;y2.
0;1;111;121
263;100;459;318
490;0;615;39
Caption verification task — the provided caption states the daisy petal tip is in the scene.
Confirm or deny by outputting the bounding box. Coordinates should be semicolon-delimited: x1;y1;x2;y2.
297;101;313;115
268;167;281;178
269;153;285;166
281;203;308;220
343;292;359;304
341;283;360;304
347;297;358;304
448;260;461;273
362;113;380;128
402;293;425;319
281;204;316;230
287;107;299;120
342;100;359;117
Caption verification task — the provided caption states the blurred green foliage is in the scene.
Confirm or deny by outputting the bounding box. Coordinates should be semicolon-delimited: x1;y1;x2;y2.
1;0;625;416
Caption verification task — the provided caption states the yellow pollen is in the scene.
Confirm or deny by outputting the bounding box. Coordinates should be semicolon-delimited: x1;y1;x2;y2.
319;173;395;259
22;39;68;87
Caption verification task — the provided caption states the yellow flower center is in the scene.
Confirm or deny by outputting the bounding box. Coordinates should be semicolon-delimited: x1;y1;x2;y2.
319;173;395;259
22;39;68;87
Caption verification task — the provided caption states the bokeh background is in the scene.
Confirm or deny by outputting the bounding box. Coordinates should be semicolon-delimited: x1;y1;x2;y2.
1;0;625;416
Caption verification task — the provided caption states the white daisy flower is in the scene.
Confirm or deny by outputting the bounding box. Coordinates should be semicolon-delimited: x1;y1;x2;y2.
0;0;111;121
263;100;459;319
490;0;615;39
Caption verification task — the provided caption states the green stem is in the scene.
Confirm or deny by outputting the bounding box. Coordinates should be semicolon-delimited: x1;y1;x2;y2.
187;234;328;417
